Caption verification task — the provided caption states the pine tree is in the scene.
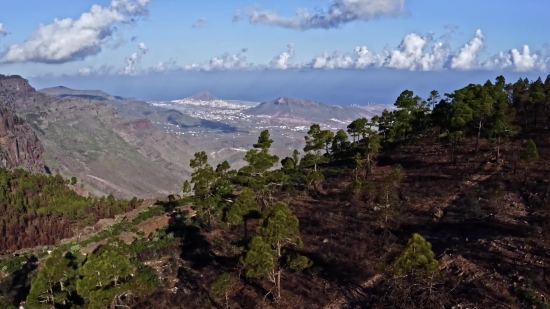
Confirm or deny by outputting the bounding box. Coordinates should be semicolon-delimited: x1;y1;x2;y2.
225;188;259;240
357;127;381;176
303;124;332;171
77;240;133;308
471;84;494;153
441;89;473;164
331;129;348;154
427;90;440;110
347;118;367;144
241;202;309;299
523;139;539;162
235;131;280;209
182;180;192;197
488;76;520;162
393;233;439;276
291;149;300;167
189;151;220;226
189;151;216;198
381;233;445;309
376;165;402;228
211;273;233;308
253;130;274;150
213;161;234;197
26;250;78;308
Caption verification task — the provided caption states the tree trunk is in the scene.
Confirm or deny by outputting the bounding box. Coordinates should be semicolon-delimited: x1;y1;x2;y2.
496;135;500;162
366;153;371;179
276;241;282;299
475;120;482;153
243;218;248;241
277;270;281;299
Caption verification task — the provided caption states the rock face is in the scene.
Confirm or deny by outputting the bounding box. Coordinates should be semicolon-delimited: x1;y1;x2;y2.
0;75;44;110
0;106;45;172
0;75;45;172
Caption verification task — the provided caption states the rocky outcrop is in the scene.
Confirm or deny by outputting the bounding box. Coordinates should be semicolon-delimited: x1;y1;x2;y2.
0;74;53;111
0;106;44;172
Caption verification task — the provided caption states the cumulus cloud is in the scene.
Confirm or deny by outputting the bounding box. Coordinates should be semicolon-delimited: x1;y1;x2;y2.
269;43;296;69
0;24;9;37
119;42;148;75
450;29;484;70
182;29;550;72
233;0;406;30
0;0;150;64
192;18;208;29
75;28;550;75
77;64;114;76
184;48;252;71
153;59;178;72
383;33;450;71
138;42;148;53
482;45;547;72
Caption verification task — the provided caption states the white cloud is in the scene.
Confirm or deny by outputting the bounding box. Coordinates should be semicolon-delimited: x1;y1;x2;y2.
119;42;148;75
0;24;8;37
354;46;384;68
307;51;354;69
482;45;547;72
0;0;150;64
383;33;449;71
77;67;92;75
192;18;208;29
161;29;550;73
268;43;296;69
183;48;252;71
78;28;550;75
233;0;406;30
138;42;148;53
77;64;114;76
153;59;178;72
450;29;484;70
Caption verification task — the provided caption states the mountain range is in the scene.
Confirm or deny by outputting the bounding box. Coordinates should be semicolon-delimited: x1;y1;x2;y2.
0;77;390;199
0;77;205;198
244;96;381;125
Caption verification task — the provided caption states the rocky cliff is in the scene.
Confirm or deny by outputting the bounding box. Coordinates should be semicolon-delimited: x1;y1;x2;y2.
0;74;53;110
0;106;44;172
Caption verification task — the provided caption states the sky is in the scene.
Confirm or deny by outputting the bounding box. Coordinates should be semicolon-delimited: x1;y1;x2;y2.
0;0;549;104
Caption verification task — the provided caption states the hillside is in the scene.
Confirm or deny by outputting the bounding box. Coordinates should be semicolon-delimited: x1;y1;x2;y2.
0;76;197;198
39;86;117;101
40;86;203;128
3;74;550;309
245;96;380;123
23;97;195;198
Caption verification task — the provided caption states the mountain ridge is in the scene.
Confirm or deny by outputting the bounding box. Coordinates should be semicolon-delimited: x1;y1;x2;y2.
245;96;384;122
39;86;118;101
185;91;218;101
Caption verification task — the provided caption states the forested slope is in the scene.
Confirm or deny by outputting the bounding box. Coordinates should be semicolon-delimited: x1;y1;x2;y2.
0;168;142;252
3;74;550;308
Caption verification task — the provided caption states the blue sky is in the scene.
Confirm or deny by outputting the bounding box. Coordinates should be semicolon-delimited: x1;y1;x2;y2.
0;0;549;104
